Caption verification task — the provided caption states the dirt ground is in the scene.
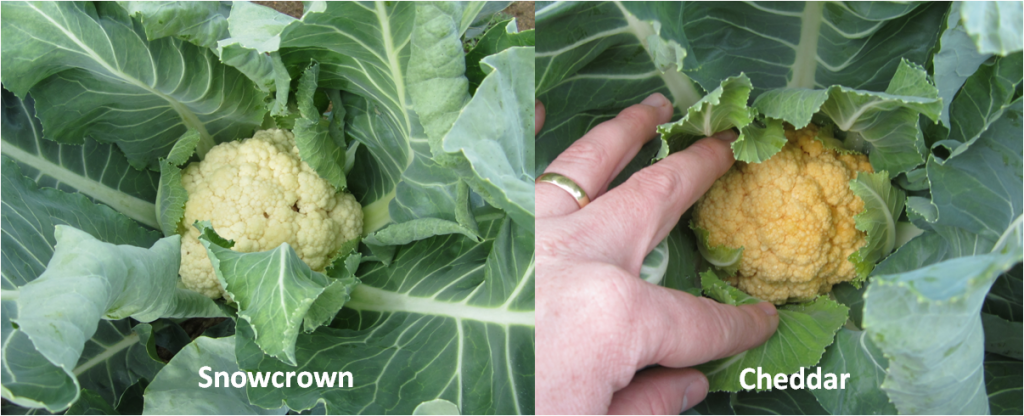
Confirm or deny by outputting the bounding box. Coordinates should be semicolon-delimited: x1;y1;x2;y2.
255;1;534;30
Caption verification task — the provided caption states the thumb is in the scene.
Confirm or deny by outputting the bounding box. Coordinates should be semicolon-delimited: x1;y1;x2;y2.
607;367;708;415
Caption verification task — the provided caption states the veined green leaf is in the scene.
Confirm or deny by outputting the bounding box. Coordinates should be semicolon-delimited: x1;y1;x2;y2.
849;171;906;282
15;226;224;365
926;100;1022;242
731;389;828;415
65;389;118;415
960;1;1024;56
942;53;1023;157
279;2;488;237
983;265;1022;322
1;157;165;411
536;1;702;176
143;336;288;415
932;2;995;127
237;217;534;414
466;20;535;94
752;61;940;174
1;89;160;229
118;1;229;48
196;222;359;366
982;313;1023;360
984;354;1024;415
863;248;1021;414
459;1;512;38
293;62;348;191
441;47;536;230
660;221;703;297
657;74;755;157
409;1;471;159
155;129;200;237
752;88;831;130
696;271;848;392
681;2;946;96
5;220;222;411
217;1;296;116
813;327;897;415
0;1;268;169
733;117;787;164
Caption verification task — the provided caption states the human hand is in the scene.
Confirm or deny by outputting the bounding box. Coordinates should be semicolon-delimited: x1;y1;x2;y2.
535;93;780;414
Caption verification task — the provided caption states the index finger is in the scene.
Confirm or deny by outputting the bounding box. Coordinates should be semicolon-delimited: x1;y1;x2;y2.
574;132;737;271
635;284;779;369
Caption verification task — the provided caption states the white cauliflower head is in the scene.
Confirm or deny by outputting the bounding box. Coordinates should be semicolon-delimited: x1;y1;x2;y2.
179;129;362;299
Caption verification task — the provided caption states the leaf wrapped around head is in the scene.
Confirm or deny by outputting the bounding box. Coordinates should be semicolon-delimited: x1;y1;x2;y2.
690;223;742;277
848;171;906;283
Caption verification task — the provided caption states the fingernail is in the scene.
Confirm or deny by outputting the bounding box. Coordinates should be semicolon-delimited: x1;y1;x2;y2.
755;302;778;316
641;93;669;108
681;376;708;413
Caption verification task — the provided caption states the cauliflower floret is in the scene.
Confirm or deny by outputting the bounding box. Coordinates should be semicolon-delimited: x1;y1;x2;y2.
179;129;362;299
693;124;873;304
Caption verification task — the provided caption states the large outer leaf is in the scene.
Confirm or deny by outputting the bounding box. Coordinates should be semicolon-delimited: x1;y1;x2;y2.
927;100;1022;242
696;271;848;392
0;1;268;169
118;1;229;49
236;217;535;414
863;248;1021;414
863;93;1023;414
942;53;1022;157
14;226;224;400
960;1;1024;56
813;328;897;415
441;47;536;230
682;2;946;95
984;354;1024;415
1;158;164;411
143;336;287;415
932;2;994;127
408;1;471;158
535;1;703;175
1;89;159;229
196;222;358;366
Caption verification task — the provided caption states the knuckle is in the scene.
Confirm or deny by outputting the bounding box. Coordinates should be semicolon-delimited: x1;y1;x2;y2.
615;105;657;134
629;164;684;201
557;139;610;172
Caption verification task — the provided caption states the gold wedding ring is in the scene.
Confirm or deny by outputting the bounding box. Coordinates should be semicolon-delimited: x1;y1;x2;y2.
536;172;590;208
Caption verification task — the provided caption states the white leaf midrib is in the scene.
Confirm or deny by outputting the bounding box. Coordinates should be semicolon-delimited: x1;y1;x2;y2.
0;139;159;229
345;285;535;327
788;1;824;89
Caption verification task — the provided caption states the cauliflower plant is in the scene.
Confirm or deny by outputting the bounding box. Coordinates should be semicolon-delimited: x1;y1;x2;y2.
693;124;873;304
179;129;362;299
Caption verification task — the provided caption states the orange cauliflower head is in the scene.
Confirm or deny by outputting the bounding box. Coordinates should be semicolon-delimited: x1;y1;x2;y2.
178;129;362;299
693;124;873;304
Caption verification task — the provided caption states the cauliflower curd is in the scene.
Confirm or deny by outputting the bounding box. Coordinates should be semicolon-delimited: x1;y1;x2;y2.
179;129;362;299
693;124;873;304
